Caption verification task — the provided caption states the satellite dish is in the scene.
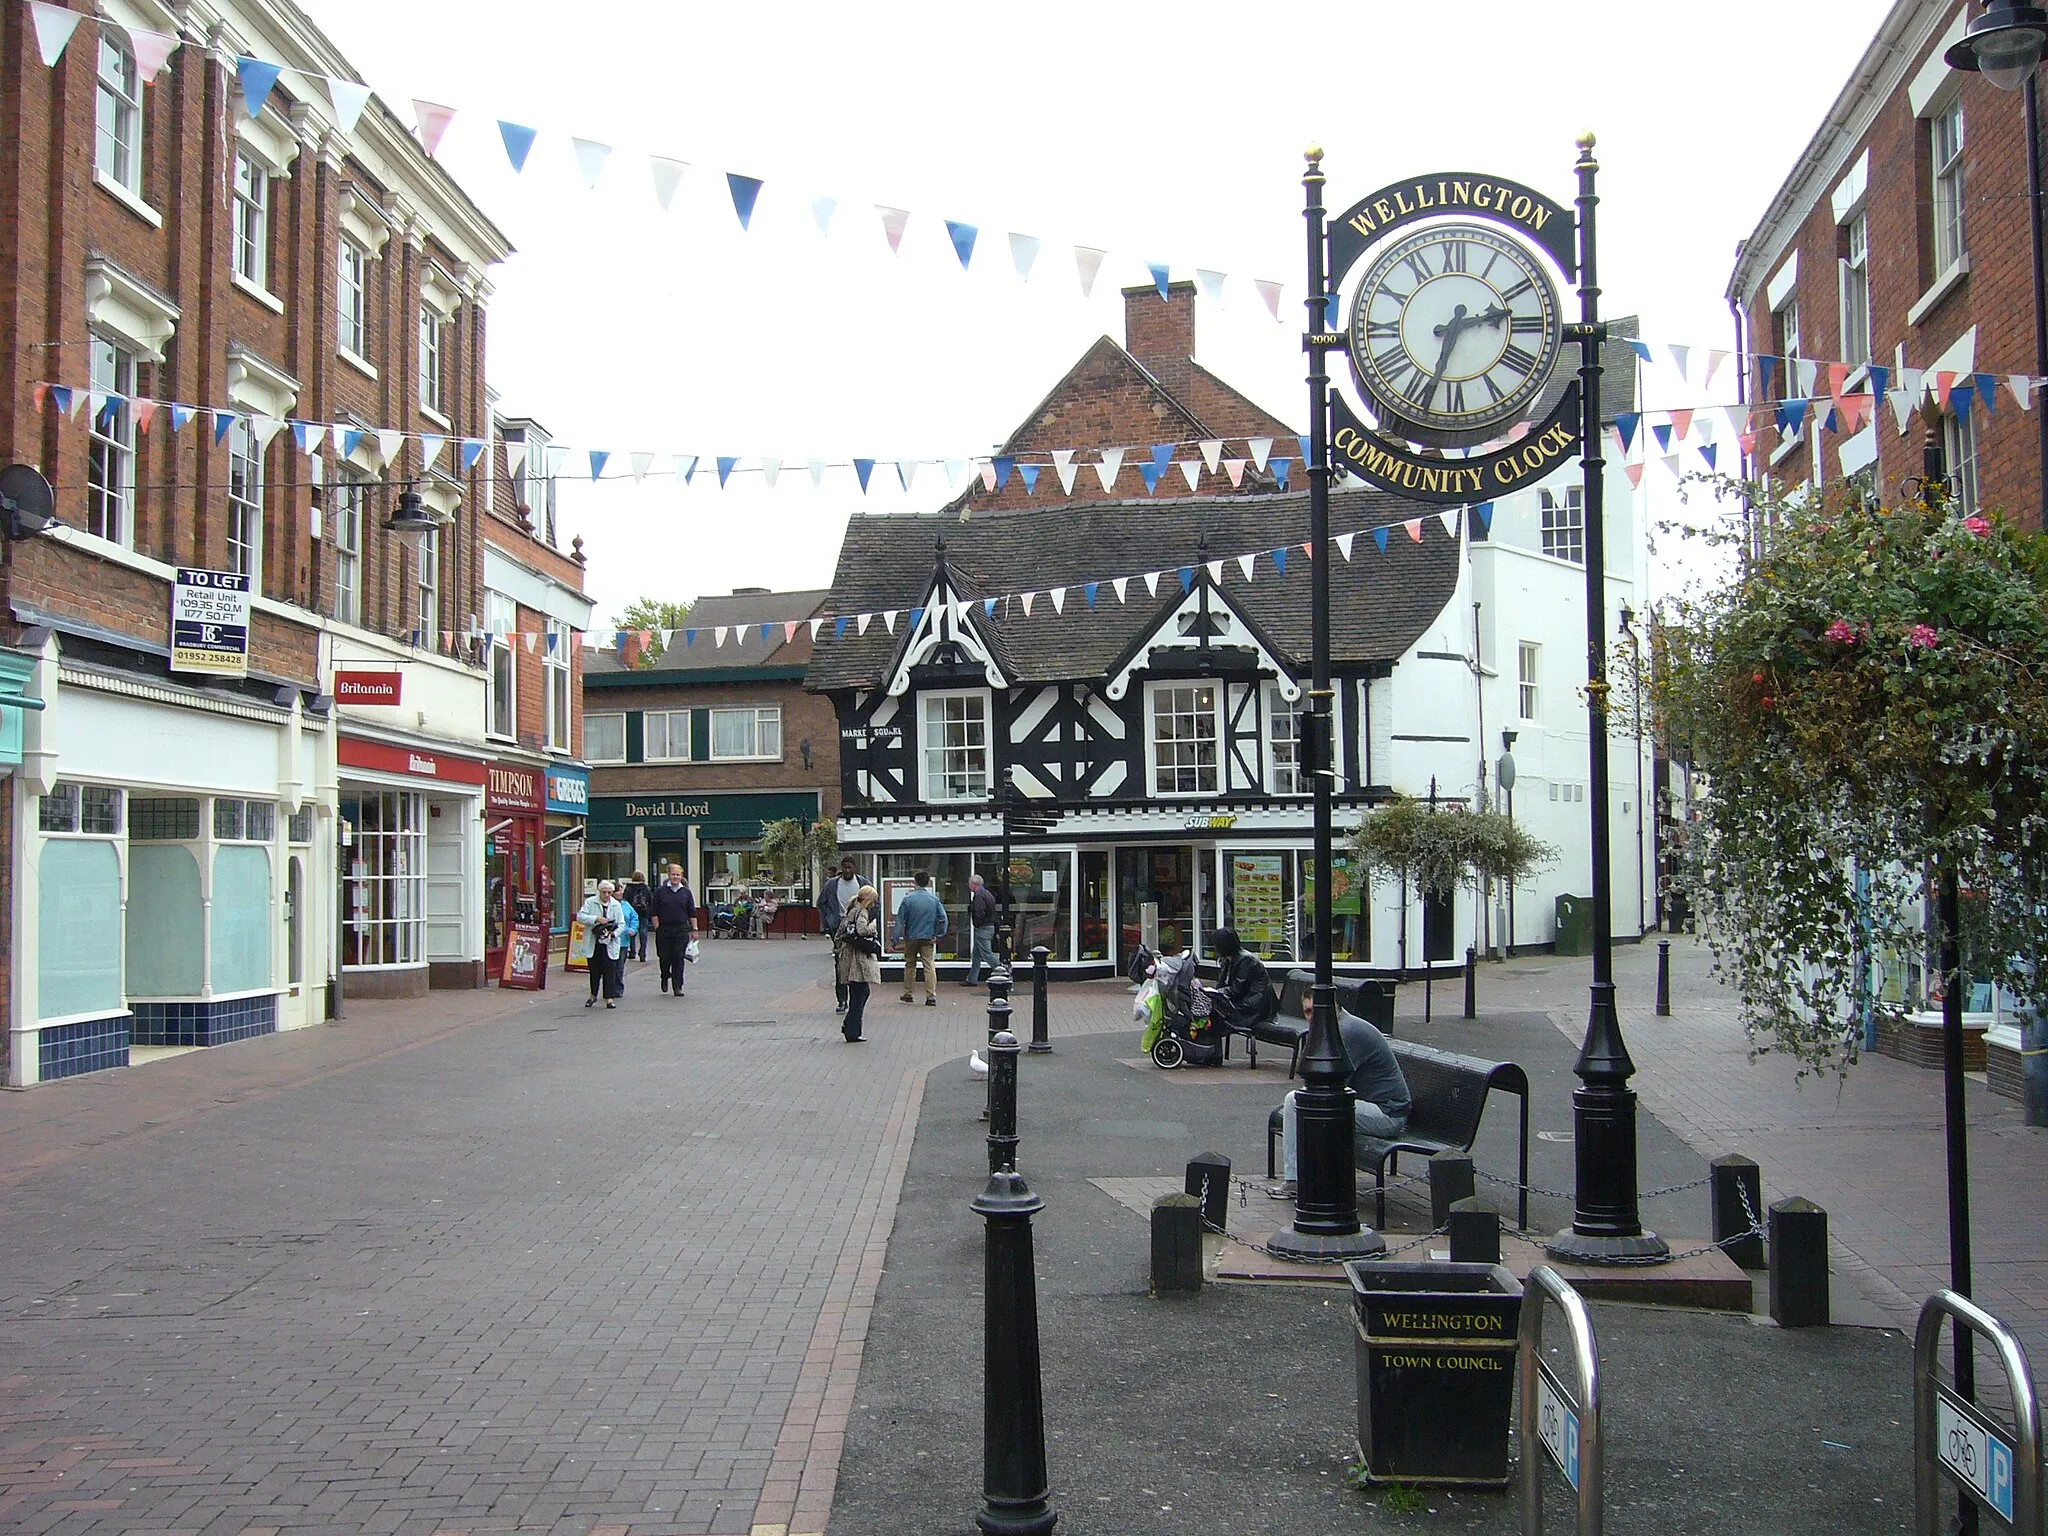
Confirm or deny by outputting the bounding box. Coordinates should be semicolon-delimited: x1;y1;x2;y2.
0;464;55;539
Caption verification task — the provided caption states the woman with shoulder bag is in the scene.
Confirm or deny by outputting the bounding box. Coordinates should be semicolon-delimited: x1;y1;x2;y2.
837;885;883;1043
575;880;628;1009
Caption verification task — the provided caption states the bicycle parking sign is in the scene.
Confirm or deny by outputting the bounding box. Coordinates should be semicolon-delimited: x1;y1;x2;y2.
1936;1389;2015;1524
1537;1366;1581;1491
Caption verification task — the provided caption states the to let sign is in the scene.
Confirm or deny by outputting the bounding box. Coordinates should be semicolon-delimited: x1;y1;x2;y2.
170;568;252;677
334;671;402;705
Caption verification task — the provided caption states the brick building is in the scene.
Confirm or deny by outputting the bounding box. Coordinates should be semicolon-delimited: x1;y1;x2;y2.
0;0;513;1080
1730;0;2048;527
583;589;839;923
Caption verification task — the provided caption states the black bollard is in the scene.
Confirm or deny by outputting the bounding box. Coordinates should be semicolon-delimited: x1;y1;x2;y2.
1768;1197;1829;1328
982;994;1011;1123
1656;939;1672;1017
1151;1193;1204;1293
1463;945;1477;1019
973;1164;1058;1536
1447;1197;1501;1264
1429;1152;1476;1229
1029;945;1052;1052
986;1029;1021;1174
1711;1153;1766;1269
1184;1152;1231;1232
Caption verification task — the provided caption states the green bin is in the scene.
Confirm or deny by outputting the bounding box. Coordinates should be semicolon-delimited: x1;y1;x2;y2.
1554;893;1592;956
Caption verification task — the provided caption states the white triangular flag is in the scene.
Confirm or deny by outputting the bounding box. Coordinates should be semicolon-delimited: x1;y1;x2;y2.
1668;344;1690;379
1177;460;1201;490
1009;232;1041;281
1237;553;1257;582
857;612;872;635
375;429;405;464
1143;570;1161;596
1440;509;1460;538
130;29;180;81
418;434;446;473
812;195;837;234
1205;559;1224;585
298;423;327;456
1055;460;1078;495
714;626;728;648
1890;389;1917;434
1113;577;1128;603
808;458;828;488
2011;375;2036;412
884;610;898;634
1020;591;1036;616
505;438;529;476
944;459;968;490
1248;437;1273;471
252;415;287;449
1196;268;1227;303
1049;587;1066;613
325;77;373;135
1901;367;1927;398
760;456;782;488
1336;532;1356;560
546;444;572;479
1253;279;1283;320
1199;439;1223;472
897;459;918;493
1074;245;1106;297
650;156;688;211
674;453;698;482
1222;458;1247;487
571;138;611;187
1703;349;1730;390
1093;447;1124;492
630;451;656;482
809;617;825;639
29;3;85;67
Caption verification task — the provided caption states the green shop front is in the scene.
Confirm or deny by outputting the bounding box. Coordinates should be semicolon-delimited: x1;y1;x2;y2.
587;790;823;921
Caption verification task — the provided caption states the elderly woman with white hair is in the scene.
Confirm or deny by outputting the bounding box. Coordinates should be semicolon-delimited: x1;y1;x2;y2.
576;879;628;1009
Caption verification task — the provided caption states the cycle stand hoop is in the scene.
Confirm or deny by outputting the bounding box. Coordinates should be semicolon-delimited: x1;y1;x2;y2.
1518;1263;1602;1536
1915;1290;2042;1535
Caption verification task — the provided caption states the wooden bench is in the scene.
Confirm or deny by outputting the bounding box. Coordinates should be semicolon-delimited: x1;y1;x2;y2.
1240;970;1400;1078
1266;1039;1530;1230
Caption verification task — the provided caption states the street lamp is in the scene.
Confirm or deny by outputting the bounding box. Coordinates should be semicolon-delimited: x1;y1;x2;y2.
1498;731;1518;953
1618;603;1647;936
1947;2;2048;529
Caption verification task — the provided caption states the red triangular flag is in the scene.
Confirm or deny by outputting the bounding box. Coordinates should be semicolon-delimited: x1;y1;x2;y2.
1827;362;1851;402
1624;462;1646;488
1935;371;1957;409
1668;408;1693;441
1403;518;1423;542
413;101;457;157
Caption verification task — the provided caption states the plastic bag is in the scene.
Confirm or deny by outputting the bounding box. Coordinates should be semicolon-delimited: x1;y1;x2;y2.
1136;980;1165;1053
686;938;701;962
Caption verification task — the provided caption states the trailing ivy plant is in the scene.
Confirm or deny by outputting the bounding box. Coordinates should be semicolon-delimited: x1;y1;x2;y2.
1657;474;2048;1076
1349;794;1556;900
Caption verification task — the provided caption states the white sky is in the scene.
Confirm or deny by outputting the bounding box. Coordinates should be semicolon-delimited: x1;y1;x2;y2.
300;0;1894;629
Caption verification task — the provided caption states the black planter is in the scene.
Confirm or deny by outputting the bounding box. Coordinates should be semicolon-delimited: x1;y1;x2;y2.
1347;1260;1524;1487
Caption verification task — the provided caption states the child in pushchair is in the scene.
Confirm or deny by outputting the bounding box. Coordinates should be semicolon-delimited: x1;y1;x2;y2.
1135;948;1226;1068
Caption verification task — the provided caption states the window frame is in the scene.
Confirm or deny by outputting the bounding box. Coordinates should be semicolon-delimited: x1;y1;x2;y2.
1838;208;1870;370
332;467;365;624
1518;642;1541;722
87;332;136;547
919;689;992;803
710;704;784;763
1146;680;1222;798
643;709;693;763
338;236;369;358
227;416;262;581
1539;485;1584;565
418;303;444;415
95;32;142;194
545;621;572;751
1265;685;1306;796
415;524;439;647
233;151;270;289
584;711;626;764
41;781;124;837
1932;97;1967;274
1945;408;1980;514
485;590;517;741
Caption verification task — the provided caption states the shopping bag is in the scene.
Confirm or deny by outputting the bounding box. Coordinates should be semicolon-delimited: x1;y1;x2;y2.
566;918;588;971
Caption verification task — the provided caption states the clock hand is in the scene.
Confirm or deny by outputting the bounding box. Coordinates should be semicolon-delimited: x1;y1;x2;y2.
1419;304;1470;409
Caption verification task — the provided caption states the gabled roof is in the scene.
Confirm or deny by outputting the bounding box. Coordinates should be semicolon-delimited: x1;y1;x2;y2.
807;487;1461;692
587;588;829;677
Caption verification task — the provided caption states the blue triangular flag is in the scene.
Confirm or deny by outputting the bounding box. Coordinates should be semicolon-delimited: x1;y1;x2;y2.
1776;398;1809;433
214;410;238;445
983;598;997;617
1140;461;1165;493
1626;338;1652;364
1615;412;1641;452
1373;527;1390;554
761;623;773;642
47;385;74;416
235;57;283;120
727;173;764;229
498;121;538;173
716;455;739;487
1651;423;1672;453
460;438;486;472
1018;464;1040;493
1974;374;1998;417
1271;457;1292;490
993;455;1015;489
339;427;364;458
1699;443;1718;471
910;607;926;630
684;628;698;647
1952;383;1976;419
1148;262;1170;300
1297;435;1314;466
1272;547;1287;575
1150;442;1174;471
835;616;849;638
1084;582;1098;608
854;458;875;492
1868;364;1890;398
589;449;610;481
945;220;978;269
1178;566;1194;593
1473;502;1494;534
1822;407;1839;434
291;420;318;454
95;393;124;425
1759;354;1780;398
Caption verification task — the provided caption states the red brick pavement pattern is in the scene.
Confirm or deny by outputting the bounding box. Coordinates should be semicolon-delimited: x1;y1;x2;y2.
1509;938;2048;1371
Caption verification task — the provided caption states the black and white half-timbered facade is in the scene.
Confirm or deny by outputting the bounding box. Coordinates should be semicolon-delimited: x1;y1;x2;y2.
808;491;1465;977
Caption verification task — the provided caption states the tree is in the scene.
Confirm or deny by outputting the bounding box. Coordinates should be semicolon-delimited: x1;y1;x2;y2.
1656;473;2048;1078
758;817;838;898
612;596;694;668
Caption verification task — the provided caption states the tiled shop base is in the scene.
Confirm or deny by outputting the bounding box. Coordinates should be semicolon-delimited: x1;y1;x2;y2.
130;993;278;1048
38;1014;132;1080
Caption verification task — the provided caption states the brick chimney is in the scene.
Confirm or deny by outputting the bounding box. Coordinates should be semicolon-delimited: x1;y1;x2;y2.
1123;280;1197;400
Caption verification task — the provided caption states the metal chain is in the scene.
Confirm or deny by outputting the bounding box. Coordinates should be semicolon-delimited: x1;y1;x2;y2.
1471;1167;1715;1205
1204;1210;1451;1267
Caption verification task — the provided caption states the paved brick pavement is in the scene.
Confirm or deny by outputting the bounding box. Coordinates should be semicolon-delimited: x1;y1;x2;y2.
1495;935;2048;1375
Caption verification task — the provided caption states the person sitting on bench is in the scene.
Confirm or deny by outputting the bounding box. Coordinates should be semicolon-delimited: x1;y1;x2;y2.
1268;991;1410;1201
1206;927;1281;1038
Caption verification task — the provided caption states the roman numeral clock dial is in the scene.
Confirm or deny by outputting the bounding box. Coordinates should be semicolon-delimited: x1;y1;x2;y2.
1345;223;1563;448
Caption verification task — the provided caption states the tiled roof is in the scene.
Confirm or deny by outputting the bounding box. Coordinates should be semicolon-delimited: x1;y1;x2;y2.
587;589;829;676
806;487;1461;691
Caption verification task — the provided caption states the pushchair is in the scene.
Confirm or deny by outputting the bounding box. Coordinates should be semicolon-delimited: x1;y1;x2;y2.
1138;951;1226;1069
711;902;741;939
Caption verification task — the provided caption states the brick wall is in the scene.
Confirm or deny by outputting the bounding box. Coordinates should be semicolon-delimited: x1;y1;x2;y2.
1741;14;2047;528
587;677;841;818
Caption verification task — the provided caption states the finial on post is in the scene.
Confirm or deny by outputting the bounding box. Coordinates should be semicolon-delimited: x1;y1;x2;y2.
1305;143;1324;164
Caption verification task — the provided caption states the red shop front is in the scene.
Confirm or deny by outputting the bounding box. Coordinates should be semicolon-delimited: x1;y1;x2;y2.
486;761;546;984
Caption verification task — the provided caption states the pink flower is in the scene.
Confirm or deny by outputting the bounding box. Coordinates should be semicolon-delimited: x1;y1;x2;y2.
1824;619;1857;644
1907;624;1939;649
1965;515;1992;537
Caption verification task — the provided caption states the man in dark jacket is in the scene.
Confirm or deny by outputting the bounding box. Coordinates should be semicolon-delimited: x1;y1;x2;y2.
651;864;696;998
621;872;654;962
817;856;862;1013
961;873;1000;985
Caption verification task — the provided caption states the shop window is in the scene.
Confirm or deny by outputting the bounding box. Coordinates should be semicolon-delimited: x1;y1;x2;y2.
1299;851;1369;964
127;843;203;997
130;795;200;841
711;705;782;761
920;691;989;802
213;844;273;993
1224;850;1295;961
1423;888;1457;962
214;798;275;842
39;840;124;1020
1147;683;1220;796
343;790;427;966
585;711;625;763
41;782;123;836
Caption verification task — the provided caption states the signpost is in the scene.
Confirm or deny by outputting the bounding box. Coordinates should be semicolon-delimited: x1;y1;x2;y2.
1915;1290;2041;1535
170;568;252;677
1517;1265;1602;1535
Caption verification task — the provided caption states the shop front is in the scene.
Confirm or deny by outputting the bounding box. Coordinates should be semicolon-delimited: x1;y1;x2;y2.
337;736;486;998
588;790;822;918
485;761;545;983
545;764;589;962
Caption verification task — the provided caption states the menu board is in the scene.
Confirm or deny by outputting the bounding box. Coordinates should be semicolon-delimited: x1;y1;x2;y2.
1231;854;1288;949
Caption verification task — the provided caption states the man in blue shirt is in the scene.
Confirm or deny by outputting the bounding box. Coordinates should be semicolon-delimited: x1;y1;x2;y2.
895;870;949;1006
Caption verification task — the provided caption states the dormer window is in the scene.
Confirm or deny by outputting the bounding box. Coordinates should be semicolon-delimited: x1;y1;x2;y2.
920;689;990;802
1148;682;1220;796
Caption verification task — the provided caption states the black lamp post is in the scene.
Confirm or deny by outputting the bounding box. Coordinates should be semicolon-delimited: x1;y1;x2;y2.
1544;136;1671;1265
1619;603;1647;936
1498;731;1518;954
1947;1;2048;529
1270;145;1382;1261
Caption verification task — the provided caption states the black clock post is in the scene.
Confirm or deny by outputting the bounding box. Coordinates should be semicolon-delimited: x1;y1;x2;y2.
1543;134;1670;1265
1268;144;1382;1261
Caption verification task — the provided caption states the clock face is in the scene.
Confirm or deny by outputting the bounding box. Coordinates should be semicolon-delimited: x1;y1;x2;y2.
1346;223;1563;447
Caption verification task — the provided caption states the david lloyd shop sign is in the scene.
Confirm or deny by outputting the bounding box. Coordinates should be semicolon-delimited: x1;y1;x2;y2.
170;568;252;677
